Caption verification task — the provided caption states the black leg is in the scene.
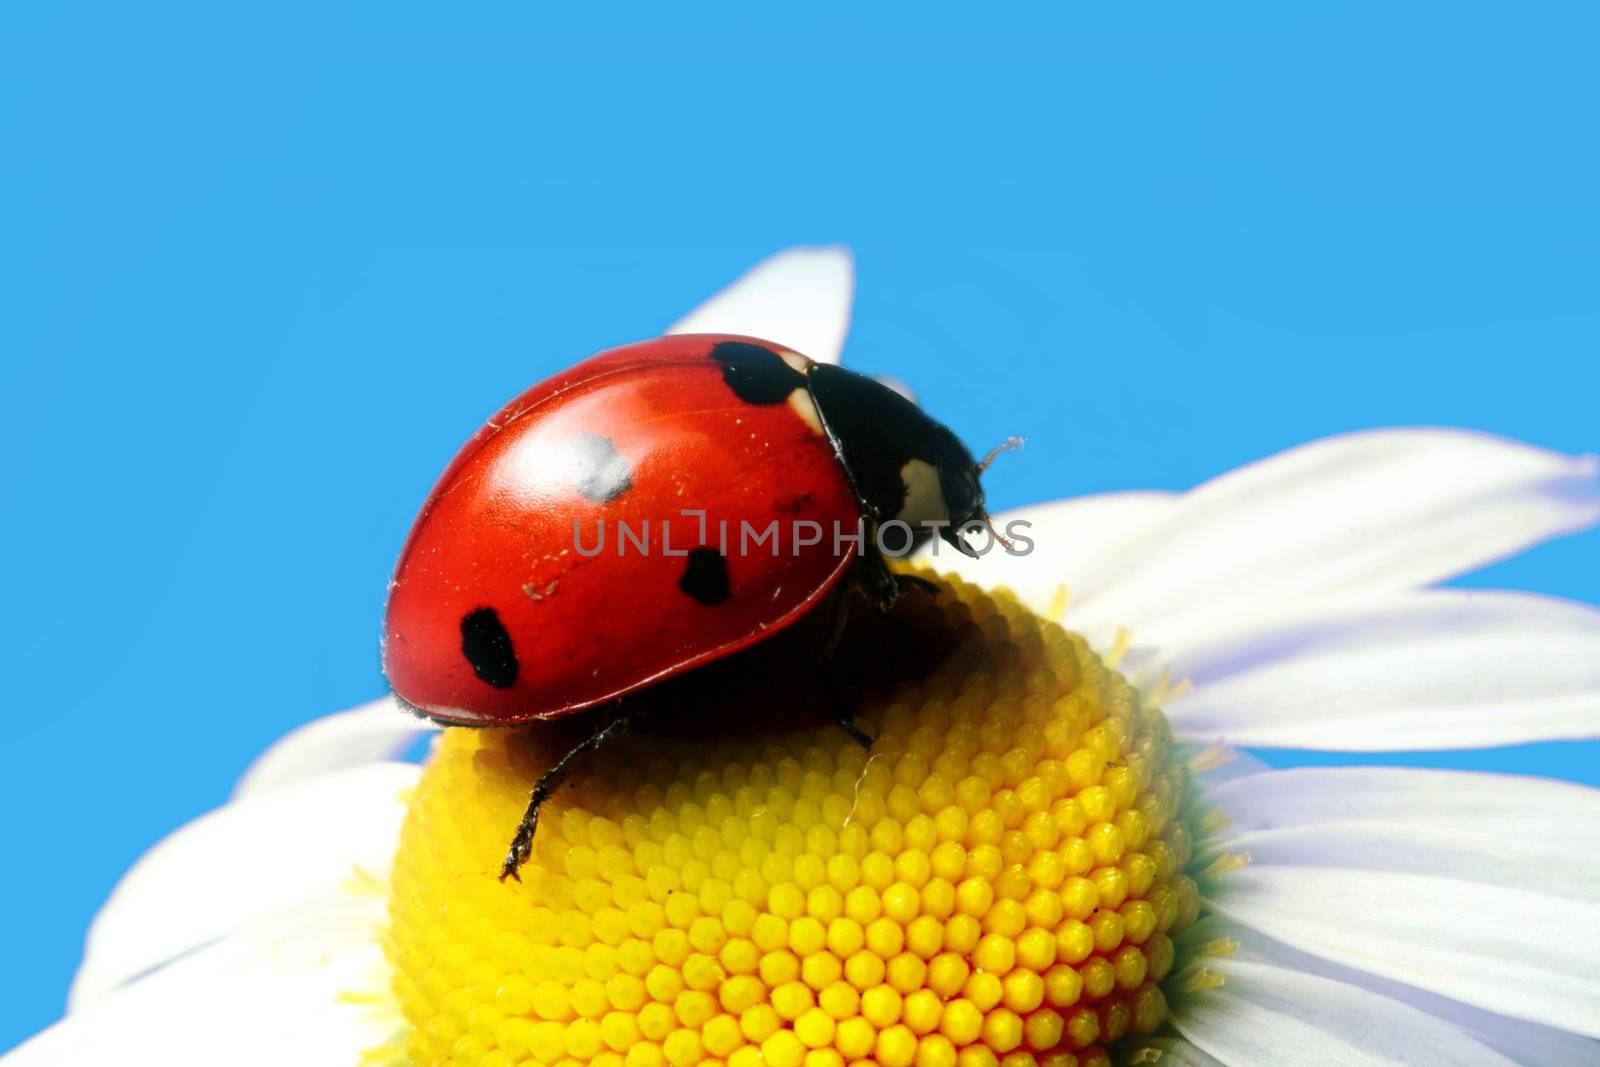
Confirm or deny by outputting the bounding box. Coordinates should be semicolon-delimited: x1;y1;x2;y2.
818;665;873;747
894;572;940;598
813;589;874;747
816;585;853;659
854;546;901;612
500;713;631;881
886;573;934;662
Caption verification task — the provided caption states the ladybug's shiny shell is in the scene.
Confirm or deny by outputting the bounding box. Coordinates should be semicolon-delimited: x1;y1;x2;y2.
383;334;984;725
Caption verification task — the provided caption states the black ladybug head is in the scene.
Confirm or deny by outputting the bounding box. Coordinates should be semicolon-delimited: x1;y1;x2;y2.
935;433;1022;559
802;362;1019;561
930;427;987;558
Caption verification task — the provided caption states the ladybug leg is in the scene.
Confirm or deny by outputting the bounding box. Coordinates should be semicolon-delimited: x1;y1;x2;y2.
894;572;940;598
820;671;874;748
854;558;933;663
882;574;938;662
852;544;902;613
500;712;631;882
813;590;874;748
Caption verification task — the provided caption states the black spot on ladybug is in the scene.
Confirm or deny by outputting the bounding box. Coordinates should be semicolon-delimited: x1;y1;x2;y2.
460;608;519;688
710;341;804;405
678;547;731;605
569;432;633;503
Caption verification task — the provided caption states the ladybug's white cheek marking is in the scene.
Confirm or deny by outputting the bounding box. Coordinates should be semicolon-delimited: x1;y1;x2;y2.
779;350;811;374
787;388;826;436
895;457;949;528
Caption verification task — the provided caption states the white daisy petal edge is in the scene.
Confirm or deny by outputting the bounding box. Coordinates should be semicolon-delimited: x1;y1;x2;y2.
11;898;393;1067
1205;766;1600;852
1163;589;1600;749
1199;767;1600;1037
1185;916;1600;1067
665;245;854;366
916;490;1178;642
1204;820;1599;908
1123;1037;1230;1066
1174;956;1519;1066
69;761;417;1013
1206;859;1600;1036
231;697;435;799
1061;428;1600;650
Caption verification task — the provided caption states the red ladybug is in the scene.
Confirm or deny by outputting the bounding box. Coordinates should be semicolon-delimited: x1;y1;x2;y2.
384;334;1006;877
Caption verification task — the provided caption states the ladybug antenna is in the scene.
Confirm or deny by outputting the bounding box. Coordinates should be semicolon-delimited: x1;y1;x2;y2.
968;436;1024;554
978;435;1026;473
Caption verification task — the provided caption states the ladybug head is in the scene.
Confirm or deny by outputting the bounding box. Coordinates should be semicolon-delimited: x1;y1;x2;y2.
805;362;1021;564
930;432;1025;560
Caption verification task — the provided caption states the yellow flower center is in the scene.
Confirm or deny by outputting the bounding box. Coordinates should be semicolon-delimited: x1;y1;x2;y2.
386;575;1200;1067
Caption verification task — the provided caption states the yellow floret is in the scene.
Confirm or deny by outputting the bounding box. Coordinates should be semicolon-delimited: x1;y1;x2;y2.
387;575;1197;1065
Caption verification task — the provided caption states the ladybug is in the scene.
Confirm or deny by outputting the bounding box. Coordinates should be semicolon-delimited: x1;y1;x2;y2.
384;334;1011;878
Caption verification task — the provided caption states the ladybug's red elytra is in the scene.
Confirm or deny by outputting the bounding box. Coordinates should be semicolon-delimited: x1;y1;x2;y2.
383;334;1009;878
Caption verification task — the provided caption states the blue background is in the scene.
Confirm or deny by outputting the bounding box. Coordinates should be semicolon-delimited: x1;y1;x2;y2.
3;3;1596;1050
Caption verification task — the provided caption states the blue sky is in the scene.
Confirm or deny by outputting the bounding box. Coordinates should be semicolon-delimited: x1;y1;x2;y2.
3;3;1597;1050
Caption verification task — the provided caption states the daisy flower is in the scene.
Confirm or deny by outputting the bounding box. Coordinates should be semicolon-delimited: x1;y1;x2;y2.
10;249;1600;1067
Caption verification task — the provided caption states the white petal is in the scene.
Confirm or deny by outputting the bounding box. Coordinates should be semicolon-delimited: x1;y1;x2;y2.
71;762;417;1011
665;246;855;364
1164;590;1600;749
1206;766;1600;852
1191;745;1276;788
1185;916;1600;1067
8;898;395;1066
1202;821;1600;903
1208;865;1600;1037
873;373;917;404
917;491;1177;629
1066;428;1600;648
232;697;434;799
1174;957;1517;1066
1117;1037;1229;1066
